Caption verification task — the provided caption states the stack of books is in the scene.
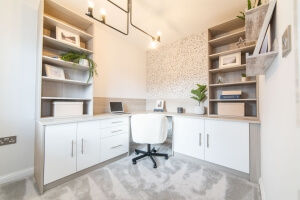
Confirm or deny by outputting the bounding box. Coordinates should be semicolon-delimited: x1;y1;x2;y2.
220;90;242;99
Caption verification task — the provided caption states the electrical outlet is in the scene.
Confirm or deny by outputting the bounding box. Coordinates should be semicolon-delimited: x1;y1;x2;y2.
0;136;17;146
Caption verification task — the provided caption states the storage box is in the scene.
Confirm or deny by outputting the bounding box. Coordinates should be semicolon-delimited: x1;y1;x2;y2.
218;103;245;117
52;101;83;117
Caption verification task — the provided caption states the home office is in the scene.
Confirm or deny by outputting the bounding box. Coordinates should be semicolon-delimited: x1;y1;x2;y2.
0;0;299;200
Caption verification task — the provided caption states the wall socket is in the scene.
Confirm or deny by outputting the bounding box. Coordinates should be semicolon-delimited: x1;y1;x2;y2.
0;136;17;146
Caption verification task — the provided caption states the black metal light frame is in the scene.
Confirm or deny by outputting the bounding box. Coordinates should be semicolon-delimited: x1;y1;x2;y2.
86;0;160;42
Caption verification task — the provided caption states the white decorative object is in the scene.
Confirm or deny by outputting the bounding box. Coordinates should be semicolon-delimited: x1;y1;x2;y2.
241;77;247;82
282;25;291;57
194;102;205;115
45;64;65;79
155;100;164;109
79;59;89;66
56;26;80;47
52;101;83;117
219;52;241;68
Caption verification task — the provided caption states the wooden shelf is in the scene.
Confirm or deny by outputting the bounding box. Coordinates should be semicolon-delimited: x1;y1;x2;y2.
44;15;93;41
42;56;89;71
210;99;257;102
209;64;246;74
42;76;91;85
209;44;256;60
42;97;92;100
209;81;256;87
208;114;258;119
209;30;245;47
43;35;93;55
208;18;245;38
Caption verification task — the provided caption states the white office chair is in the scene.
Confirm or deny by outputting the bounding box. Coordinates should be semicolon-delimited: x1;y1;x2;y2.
131;114;169;168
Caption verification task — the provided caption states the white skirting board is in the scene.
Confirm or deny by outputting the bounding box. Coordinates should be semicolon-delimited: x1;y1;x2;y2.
259;178;267;200
0;168;33;184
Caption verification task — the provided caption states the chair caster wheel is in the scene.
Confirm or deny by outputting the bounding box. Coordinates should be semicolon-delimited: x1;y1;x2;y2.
165;156;168;160
153;165;157;168
153;150;157;153
132;161;137;165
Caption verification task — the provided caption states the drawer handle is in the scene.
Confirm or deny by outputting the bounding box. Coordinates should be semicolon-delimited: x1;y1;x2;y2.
112;130;122;133
112;121;122;123
207;134;209;148
71;140;74;157
199;133;202;146
81;138;84;154
111;144;122;149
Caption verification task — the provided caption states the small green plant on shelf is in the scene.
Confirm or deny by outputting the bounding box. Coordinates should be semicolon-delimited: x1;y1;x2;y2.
237;0;262;20
190;84;207;106
241;73;246;77
60;52;98;83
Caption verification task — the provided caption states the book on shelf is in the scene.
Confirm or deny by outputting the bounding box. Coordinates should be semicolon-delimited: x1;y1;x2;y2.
220;95;241;99
222;90;242;95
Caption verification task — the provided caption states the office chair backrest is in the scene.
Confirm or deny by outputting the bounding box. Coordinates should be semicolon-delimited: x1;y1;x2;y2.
131;114;168;144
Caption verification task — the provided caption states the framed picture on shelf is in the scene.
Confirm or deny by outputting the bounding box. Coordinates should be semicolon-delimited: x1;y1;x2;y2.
56;26;80;47
155;100;164;109
219;52;241;68
45;64;65;79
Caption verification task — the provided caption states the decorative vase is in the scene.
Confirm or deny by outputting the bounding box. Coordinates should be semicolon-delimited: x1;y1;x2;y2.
241;77;247;82
79;59;89;66
195;102;205;115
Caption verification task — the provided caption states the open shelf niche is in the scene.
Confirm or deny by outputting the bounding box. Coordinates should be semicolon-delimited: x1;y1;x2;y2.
207;18;259;118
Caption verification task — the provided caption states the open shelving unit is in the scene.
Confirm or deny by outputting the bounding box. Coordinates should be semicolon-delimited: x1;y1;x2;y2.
36;0;94;119
207;18;259;118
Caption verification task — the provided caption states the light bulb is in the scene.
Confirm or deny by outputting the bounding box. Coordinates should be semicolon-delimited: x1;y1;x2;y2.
88;1;94;8
100;8;106;23
100;8;106;15
157;31;161;36
87;1;94;16
151;40;157;48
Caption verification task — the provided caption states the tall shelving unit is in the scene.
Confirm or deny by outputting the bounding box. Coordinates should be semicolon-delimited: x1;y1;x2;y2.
36;0;94;119
207;18;259;118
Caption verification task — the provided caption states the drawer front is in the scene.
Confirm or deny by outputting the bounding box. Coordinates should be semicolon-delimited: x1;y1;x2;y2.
100;133;129;162
101;125;129;138
101;117;129;128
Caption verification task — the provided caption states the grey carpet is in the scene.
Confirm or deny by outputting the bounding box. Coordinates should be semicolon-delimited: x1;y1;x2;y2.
0;139;261;200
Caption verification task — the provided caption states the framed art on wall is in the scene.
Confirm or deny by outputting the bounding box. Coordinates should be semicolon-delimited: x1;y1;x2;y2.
45;64;65;80
56;26;80;47
219;52;241;68
155;100;164;109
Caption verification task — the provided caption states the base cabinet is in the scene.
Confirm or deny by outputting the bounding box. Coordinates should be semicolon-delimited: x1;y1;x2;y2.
173;117;205;160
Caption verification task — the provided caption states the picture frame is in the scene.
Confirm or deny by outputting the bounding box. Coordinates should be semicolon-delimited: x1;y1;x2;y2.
155;100;164;109
282;25;292;57
219;52;241;68
56;26;80;47
45;64;65;79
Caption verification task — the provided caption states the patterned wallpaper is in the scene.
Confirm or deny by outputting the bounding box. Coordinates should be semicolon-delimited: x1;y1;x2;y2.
146;31;208;99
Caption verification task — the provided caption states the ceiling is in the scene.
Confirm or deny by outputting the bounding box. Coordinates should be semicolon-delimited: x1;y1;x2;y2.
51;0;247;50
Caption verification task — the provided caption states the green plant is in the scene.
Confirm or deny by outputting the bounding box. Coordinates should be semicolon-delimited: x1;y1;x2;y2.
237;0;262;20
60;52;98;83
247;0;252;10
236;12;246;20
190;84;207;106
241;73;246;77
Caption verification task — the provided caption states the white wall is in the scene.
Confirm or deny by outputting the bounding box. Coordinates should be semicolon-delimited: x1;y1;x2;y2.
259;0;300;199
0;0;39;179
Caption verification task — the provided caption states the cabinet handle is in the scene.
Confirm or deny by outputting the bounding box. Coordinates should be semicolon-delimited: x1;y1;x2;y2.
111;144;122;149
112;121;122;124
207;134;209;148
71;141;74;157
112;130;122;133
199;133;202;146
81;138;84;154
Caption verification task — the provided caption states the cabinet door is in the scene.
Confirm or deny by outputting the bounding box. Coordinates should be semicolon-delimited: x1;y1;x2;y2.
173;117;205;160
205;120;249;173
77;120;101;171
44;123;77;184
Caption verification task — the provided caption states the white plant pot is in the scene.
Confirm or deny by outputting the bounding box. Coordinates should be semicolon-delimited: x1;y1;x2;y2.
79;59;89;66
241;77;247;82
194;103;205;115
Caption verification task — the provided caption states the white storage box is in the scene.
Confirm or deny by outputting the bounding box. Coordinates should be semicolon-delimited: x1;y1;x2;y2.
52;101;83;117
218;103;245;117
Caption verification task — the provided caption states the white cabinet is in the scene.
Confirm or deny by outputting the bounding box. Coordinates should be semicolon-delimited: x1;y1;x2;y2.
44;123;77;185
173;117;205;160
205;120;249;173
77;121;101;171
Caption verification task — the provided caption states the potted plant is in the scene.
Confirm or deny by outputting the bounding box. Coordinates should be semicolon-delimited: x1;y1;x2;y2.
60;52;98;83
241;73;247;82
191;84;207;115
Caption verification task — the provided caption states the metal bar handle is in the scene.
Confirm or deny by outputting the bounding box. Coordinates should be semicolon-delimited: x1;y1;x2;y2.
71;141;74;157
112;130;122;133
81;138;84;154
207;134;209;148
199;133;202;146
112;121;122;124
111;144;122;149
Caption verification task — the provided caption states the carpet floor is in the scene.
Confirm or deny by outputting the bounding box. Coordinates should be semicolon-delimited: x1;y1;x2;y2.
0;140;261;200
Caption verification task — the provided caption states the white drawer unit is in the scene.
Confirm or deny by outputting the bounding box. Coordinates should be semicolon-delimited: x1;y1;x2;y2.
100;117;129;128
101;125;129;138
100;133;129;162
